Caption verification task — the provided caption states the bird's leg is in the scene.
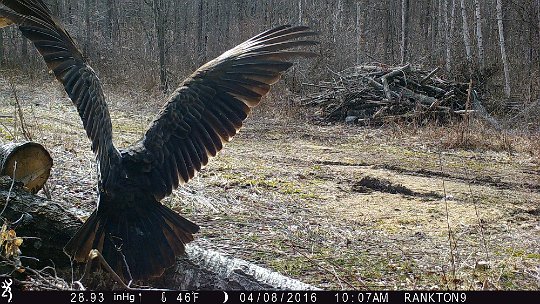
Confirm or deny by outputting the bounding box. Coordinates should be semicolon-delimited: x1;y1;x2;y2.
115;249;134;288
84;249;172;291
86;249;133;290
109;235;134;286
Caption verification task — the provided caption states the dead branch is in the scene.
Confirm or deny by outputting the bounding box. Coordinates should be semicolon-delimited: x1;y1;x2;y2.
301;63;478;125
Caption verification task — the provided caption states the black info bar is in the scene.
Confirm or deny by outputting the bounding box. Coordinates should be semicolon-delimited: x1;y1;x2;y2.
0;290;538;304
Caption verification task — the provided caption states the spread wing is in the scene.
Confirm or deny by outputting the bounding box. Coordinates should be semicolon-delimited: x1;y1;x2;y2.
123;25;318;200
1;0;120;187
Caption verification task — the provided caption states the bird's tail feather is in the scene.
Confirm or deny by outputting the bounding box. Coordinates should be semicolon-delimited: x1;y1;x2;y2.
64;202;199;281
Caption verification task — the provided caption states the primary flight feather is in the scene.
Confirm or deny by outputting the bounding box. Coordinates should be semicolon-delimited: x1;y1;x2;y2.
0;0;317;280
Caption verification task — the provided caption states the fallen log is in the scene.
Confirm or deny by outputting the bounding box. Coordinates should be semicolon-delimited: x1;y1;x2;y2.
0;142;52;194
368;78;399;100
0;176;85;269
166;245;318;290
380;64;410;102
396;86;438;105
0;177;317;290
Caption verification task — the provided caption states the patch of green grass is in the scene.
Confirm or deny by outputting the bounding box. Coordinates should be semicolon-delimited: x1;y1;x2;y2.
397;218;420;226
524;253;540;259
0;128;14;140
498;270;519;289
269;257;314;277
298;192;322;200
216;172;322;200
506;248;540;260
112;122;144;134
427;207;443;215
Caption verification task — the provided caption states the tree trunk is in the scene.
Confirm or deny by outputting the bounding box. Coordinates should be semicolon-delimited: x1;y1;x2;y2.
527;10;533;103
496;0;511;98
536;0;540;104
167;245;318;290
153;0;169;94
400;0;410;64
197;0;207;64
448;0;457;77
443;0;451;73
388;0;397;63
67;1;73;25
473;0;485;70
0;30;4;65
356;1;363;64
432;0;441;64
450;0;456;40
459;0;473;74
537;0;540;49
84;0;91;54
298;0;303;23
0;178;317;290
383;0;391;62
105;0;118;46
333;0;343;43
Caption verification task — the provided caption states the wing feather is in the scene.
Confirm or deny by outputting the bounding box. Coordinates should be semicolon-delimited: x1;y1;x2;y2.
183;139;201;171
1;1;121;187
204;108;233;143
180;146;196;180
174;149;189;184
193;121;217;157
199;119;222;156
123;25;317;199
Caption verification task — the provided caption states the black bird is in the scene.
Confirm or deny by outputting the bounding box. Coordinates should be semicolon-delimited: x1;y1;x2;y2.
0;0;317;280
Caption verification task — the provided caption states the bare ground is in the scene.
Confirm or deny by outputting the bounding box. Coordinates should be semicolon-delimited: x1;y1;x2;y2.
1;78;539;290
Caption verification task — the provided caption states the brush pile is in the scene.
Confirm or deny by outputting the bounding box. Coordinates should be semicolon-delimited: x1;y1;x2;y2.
301;64;476;124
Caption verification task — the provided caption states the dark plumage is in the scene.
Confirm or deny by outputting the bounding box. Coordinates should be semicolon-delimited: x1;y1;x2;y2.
1;0;317;280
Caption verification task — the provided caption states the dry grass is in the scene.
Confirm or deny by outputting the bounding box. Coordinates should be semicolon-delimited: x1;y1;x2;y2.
0;75;539;290
384;117;540;160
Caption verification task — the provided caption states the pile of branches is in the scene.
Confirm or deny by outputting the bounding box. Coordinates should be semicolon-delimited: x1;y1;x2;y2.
301;64;476;125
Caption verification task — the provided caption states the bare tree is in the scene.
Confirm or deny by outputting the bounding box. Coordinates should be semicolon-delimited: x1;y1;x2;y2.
197;0;208;64
538;0;540;46
496;0;511;98
298;0;303;23
400;0;410;64
84;0;91;54
152;0;169;93
105;0;119;45
333;0;344;43
527;0;536;102
433;0;442;63
447;0;458;75
450;0;457;39
473;0;485;70
1;0;538;107
0;31;4;65
444;0;451;72
356;1;363;64
460;0;473;74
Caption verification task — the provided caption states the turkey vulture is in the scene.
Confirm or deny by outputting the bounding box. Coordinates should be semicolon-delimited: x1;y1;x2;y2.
0;0;317;280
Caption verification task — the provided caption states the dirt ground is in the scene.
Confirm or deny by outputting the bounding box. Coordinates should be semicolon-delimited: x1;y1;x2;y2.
1;78;539;290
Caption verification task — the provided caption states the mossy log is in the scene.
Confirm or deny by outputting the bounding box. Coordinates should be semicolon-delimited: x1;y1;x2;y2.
0;178;316;290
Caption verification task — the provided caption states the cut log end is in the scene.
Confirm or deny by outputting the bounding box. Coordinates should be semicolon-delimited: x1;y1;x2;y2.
0;141;53;193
